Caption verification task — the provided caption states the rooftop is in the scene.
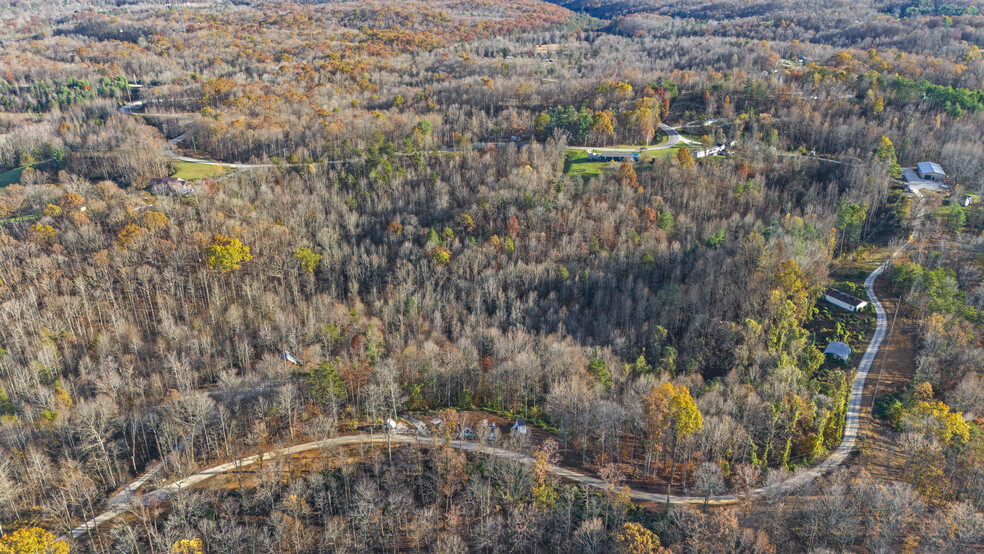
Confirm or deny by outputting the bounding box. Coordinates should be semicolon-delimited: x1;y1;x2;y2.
917;161;945;176
825;288;867;308
823;341;851;359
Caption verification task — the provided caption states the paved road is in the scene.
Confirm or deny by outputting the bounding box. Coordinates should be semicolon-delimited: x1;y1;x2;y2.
749;243;905;496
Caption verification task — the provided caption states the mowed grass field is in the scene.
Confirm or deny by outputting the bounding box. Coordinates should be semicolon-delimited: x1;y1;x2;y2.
170;161;228;180
0;166;25;187
563;150;610;178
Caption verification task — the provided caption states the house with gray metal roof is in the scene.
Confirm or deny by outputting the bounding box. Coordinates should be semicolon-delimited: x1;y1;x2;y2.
916;161;945;182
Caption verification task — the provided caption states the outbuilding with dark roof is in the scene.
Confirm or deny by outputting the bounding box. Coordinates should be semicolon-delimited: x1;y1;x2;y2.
824;288;868;312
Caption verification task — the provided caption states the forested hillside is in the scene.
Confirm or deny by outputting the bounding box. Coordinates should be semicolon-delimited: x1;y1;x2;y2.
0;0;983;552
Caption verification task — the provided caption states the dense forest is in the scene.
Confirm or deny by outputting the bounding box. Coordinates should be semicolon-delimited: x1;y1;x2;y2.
0;0;983;552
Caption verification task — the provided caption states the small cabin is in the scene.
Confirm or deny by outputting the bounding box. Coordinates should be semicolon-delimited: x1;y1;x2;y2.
824;288;868;312
823;341;852;363
916;161;945;182
512;418;527;435
959;195;973;207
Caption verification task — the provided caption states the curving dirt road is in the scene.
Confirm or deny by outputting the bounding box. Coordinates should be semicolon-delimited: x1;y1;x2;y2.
73;102;912;543
163;134;274;169
119;101;273;169
64;248;906;542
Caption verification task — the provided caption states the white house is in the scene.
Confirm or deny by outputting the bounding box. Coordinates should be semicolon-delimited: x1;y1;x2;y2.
824;288;868;312
959;195;973;207
824;341;851;362
916;161;945;182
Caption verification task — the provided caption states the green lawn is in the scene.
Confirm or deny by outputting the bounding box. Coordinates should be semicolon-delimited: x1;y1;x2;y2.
639;139;716;161
563;150;609;178
563;142;714;175
580;130;669;151
170;161;227;180
0;166;25;187
642;144;689;160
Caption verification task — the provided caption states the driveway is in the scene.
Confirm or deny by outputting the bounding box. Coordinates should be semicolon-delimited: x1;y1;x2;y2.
901;168;946;196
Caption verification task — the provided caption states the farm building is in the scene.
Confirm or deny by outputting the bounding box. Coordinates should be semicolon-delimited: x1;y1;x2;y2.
824;288;868;312
916;161;945;182
823;341;852;362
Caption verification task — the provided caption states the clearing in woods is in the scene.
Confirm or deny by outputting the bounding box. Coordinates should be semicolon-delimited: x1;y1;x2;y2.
0;166;25;187
170;160;228;180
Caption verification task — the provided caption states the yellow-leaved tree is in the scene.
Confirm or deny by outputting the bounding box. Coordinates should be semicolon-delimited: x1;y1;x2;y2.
908;401;970;446
642;383;672;478
116;223;147;248
531;439;559;508
431;246;451;266
0;527;68;554
613;522;669;554
591;110;615;144
205;234;252;272
170;538;204;554
293;247;322;273
666;383;703;507
27;224;56;245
